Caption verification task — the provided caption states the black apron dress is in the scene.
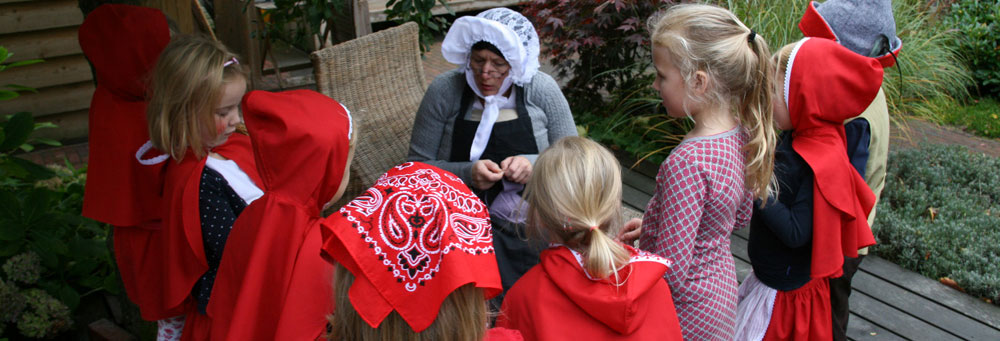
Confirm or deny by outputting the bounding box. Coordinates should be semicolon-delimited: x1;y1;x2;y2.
449;85;546;307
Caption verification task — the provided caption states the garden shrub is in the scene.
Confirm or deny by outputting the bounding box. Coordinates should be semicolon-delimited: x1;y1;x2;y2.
2;47;119;338
943;0;1000;98
873;144;1000;304
523;0;674;107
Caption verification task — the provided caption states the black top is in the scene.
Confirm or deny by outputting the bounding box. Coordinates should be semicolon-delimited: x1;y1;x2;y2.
748;119;871;291
192;166;248;314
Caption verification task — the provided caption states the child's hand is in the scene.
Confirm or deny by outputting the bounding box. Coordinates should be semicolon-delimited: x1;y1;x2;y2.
472;159;504;190
616;218;643;246
500;156;532;184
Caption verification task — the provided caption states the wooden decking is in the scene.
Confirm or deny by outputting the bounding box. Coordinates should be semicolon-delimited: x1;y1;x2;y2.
619;165;1000;340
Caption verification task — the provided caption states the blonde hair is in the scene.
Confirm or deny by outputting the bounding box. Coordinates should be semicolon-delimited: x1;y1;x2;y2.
524;136;630;280
773;42;797;94
147;34;249;161
649;4;777;201
327;265;487;341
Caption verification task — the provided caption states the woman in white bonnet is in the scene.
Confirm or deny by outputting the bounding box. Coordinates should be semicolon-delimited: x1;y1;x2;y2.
407;7;576;306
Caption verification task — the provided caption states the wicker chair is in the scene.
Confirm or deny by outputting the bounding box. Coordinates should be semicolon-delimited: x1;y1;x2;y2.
310;22;427;205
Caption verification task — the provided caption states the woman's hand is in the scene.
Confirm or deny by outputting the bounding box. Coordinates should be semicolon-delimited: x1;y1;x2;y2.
471;159;504;190
500;156;532;184
616;218;643;246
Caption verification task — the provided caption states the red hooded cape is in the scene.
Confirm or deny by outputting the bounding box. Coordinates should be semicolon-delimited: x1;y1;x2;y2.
79;4;169;227
785;38;879;279
206;90;352;340
497;245;683;340
77;4;176;320
130;133;260;323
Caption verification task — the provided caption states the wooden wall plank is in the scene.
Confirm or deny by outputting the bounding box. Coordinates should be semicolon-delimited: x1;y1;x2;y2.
0;0;83;33
5;82;94;118
0;27;81;62
3;54;92;89
32;109;89;142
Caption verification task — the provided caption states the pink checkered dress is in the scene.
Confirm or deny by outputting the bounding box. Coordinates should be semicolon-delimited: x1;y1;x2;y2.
639;128;753;340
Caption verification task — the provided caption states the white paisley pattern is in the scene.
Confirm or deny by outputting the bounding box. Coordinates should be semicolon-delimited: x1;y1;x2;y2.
341;163;493;292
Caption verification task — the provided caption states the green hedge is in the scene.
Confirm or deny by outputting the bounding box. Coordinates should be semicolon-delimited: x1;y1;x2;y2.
873;144;1000;304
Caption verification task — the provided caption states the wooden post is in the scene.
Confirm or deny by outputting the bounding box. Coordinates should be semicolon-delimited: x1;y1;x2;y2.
141;0;194;34
331;0;371;45
213;0;264;87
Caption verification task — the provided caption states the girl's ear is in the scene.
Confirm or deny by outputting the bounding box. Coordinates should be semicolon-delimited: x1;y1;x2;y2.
691;70;710;96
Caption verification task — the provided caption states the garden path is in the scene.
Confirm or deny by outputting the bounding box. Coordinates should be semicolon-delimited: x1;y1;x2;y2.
18;30;1000;341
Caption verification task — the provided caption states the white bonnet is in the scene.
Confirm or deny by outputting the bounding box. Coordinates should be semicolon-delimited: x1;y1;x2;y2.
441;7;541;85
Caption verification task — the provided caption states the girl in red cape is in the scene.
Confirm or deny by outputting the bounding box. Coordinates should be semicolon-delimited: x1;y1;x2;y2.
322;162;521;340
496;137;683;340
77;3;178;335
143;35;263;340
733;38;880;341
205;89;354;340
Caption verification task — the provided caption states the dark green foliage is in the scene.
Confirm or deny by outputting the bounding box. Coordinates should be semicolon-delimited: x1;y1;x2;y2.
873;144;1000;305
942;97;1000;138
253;0;346;52
943;0;1000;98
523;0;674;105
1;47;118;338
576;71;690;166
383;0;453;54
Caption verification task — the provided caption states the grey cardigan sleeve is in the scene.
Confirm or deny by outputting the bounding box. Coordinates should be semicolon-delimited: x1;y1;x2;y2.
407;72;477;183
521;72;576;164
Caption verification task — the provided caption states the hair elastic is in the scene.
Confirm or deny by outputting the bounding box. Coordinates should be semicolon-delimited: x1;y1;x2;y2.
223;57;239;67
747;29;756;43
589;225;599;232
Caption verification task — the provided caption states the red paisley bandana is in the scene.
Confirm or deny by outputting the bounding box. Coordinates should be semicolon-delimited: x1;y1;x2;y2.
321;162;501;332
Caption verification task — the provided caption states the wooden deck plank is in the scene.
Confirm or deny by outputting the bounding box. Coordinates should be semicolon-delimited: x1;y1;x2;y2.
860;256;1000;331
845;313;906;341
849;289;956;340
621;182;650;212
852;270;1000;340
621;165;657;196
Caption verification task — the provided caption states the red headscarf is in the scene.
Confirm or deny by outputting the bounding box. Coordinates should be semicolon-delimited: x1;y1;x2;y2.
206;90;353;340
321;162;502;332
79;4;169;227
784;38;880;279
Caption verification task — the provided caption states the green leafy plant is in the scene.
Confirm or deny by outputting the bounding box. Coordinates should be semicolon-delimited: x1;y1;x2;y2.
383;0;453;54
1;47;118;338
726;0;973;122
0;47;42;101
940;97;1000;138
523;0;674;106
873;144;1000;305
577;70;690;166
942;0;1000;98
252;0;346;52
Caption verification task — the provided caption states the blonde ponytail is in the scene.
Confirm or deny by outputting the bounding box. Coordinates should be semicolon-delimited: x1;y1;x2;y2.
525;137;630;279
650;4;777;201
